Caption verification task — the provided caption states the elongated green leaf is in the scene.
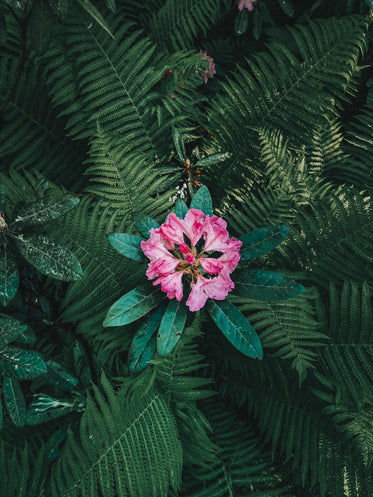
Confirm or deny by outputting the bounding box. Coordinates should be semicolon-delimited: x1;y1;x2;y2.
207;299;263;358
190;185;213;216
175;199;188;219
108;233;146;262
235;9;249;35
0;346;47;379
172;127;187;163
29;0;55;55
11;197;79;229
195;152;232;168
0;314;27;350
233;269;304;301
13;233;82;281
157;299;187;356
0;246;19;306
76;0;115;38
278;0;295;16
26;396;79;425
105;0;116;13
103;284;164;327
240;225;289;260
45;360;79;392
129;306;166;373
3;377;27;427
133;213;160;238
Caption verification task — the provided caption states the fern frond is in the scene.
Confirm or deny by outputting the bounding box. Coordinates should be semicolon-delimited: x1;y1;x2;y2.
51;375;182;497
203;16;367;158
149;0;231;52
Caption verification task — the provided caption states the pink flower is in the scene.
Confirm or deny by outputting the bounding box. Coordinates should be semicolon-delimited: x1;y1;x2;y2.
238;0;257;11
197;50;216;84
141;209;242;311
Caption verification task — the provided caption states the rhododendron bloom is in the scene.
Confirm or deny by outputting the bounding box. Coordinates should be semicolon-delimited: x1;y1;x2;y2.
141;209;242;311
238;0;257;11
197;50;216;83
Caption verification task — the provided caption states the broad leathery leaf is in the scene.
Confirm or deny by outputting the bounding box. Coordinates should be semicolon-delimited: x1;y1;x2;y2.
277;0;295;17
103;284;164;327
194;152;232;168
11;197;79;229
0;314;27;349
26;399;77;425
240;225;289;260
108;233;146;262
129;306;166;373
47;0;70;19
76;0;115;38
45;360;79;392
13;233;82;281
14;327;36;345
105;0;116;13
133;213;160;238
172;127;187;163
0;246;19;306
3;377;27;427
207;299;263;358
0;345;47;379
233;269;304;301
157;299;187;357
235;8;249;35
175;199;188;219
190;185;213;216
29;0;55;55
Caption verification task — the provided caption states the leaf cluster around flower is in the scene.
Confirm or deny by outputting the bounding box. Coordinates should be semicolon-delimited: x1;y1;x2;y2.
141;209;242;312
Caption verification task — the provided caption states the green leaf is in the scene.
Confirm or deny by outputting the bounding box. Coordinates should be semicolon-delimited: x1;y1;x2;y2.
13;233;82;281
235;9;249;35
128;306;166;373
240;225;289;260
76;0;115;38
14;327;36;345
172;127;187;163
47;0;70;19
175;199;188;219
206;299;263;358
0;0;24;11
190;185;213;216
0;346;47;379
0;183;5;212
233;269;304;301
29;0;55;55
0;314;27;350
45;360;79;392
195;152;232;168
277;0;295;17
3;377;27;427
105;0;116;13
103;284;164;327
0;246;19;306
107;233;146;262
73;341;92;388
253;8;262;40
11;197;79;229
26;396;80;425
157;299;187;357
133;213;160;238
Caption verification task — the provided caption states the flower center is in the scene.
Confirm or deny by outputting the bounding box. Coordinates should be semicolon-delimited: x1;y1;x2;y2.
175;243;202;280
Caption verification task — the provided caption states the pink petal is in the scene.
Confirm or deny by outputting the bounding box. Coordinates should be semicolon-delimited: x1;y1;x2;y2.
179;243;190;255
160;213;185;245
203;216;229;252
141;230;173;260
183;209;205;246
154;271;184;301
146;257;179;279
186;273;235;311
199;257;223;274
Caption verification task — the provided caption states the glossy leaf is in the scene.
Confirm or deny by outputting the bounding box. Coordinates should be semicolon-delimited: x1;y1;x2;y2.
103;284;164;327
13;233;82;281
0;346;47;379
26;397;79;425
175;199;188;219
133;213;160;238
108;233;146;262
195;152;232;168
0;246;19;306
29;0;55;55
157;299;187;357
0;314;27;350
240;225;289;261
190;185;213;216
11;197;79;229
235;9;249;35
76;0;115;38
45;360;79;392
3;377;27;427
128;306;166;373
233;269;304;301
14;327;36;345
207;299;263;358
172;127;187;163
47;0;70;19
